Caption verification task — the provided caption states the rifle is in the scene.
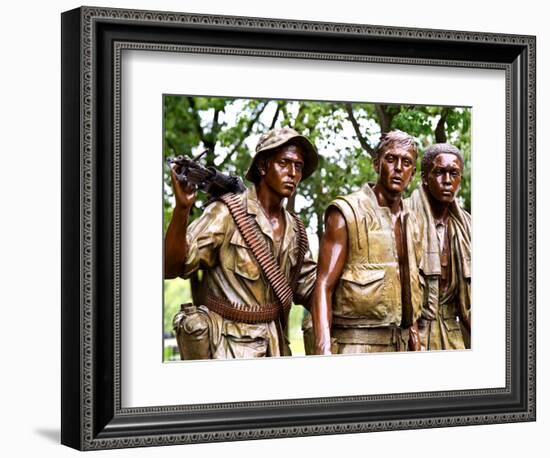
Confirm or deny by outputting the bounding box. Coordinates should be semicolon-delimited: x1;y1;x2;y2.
167;149;246;199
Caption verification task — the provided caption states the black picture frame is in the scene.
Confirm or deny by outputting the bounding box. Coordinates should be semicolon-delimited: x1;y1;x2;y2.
61;6;536;450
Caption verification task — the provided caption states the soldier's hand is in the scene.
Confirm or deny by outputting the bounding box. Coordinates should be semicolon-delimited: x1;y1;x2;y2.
408;322;422;351
170;166;196;210
314;339;332;356
417;317;428;331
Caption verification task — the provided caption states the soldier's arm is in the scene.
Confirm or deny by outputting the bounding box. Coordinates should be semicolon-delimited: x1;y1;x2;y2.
408;322;421;351
164;168;196;279
310;206;348;355
293;248;317;309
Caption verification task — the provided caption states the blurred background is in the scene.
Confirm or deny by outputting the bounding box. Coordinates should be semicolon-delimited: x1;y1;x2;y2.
162;95;471;360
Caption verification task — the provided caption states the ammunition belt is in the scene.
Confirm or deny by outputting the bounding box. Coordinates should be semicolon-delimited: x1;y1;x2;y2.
219;193;308;316
290;211;308;292
205;295;281;324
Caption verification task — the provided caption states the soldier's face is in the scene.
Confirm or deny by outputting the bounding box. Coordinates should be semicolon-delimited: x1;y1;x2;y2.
262;145;305;198
423;153;462;203
374;146;416;195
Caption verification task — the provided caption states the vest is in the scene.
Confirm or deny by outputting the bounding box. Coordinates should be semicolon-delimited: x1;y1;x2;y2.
331;185;424;328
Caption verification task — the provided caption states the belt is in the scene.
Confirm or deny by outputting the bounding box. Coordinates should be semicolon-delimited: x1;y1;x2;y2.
332;315;399;328
332;325;409;346
205;295;281;324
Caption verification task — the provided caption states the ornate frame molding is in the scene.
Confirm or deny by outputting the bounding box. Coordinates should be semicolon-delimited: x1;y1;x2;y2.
61;6;536;450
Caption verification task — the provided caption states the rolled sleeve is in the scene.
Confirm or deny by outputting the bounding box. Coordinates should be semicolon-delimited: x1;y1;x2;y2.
294;249;317;307
182;201;228;278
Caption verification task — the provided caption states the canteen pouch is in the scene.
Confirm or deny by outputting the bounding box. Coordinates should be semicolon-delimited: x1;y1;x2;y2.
173;303;212;360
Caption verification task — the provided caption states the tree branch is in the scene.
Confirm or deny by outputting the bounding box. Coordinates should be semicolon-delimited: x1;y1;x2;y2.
281;104;290;125
186;96;206;145
344;103;374;158
375;104;392;133
211;108;220;137
270;101;282;129
294;103;307;130
202;108;221;165
227;101;269;158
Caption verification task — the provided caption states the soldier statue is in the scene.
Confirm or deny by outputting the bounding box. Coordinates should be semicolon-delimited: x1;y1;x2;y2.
408;143;471;350
311;130;425;354
164;127;318;359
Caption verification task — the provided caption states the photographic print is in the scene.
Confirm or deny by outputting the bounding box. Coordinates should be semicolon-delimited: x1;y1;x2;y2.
162;95;471;361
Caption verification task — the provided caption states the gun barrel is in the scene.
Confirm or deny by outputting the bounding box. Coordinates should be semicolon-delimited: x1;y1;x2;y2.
193;149;209;161
166;153;245;197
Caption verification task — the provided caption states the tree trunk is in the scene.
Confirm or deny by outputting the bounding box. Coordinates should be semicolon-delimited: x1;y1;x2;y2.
435;107;450;143
375;104;400;134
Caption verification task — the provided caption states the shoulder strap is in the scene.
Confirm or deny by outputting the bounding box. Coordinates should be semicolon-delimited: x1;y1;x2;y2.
219;193;300;315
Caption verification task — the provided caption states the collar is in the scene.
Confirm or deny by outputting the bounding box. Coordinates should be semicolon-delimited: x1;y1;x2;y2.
361;183;410;217
244;186;295;247
419;185;464;227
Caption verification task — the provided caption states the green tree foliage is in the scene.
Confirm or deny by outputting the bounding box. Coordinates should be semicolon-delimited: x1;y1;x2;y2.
163;96;471;238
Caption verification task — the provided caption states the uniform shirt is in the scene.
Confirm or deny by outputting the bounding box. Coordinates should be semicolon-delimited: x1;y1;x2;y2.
181;186;317;357
408;186;472;350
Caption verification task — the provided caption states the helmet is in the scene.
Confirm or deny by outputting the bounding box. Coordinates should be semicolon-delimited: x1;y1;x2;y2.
245;127;319;183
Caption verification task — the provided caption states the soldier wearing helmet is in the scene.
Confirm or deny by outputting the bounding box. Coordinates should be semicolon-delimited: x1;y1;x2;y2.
165;127;318;359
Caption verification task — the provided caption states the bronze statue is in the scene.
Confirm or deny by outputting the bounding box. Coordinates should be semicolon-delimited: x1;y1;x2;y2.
311;130;425;355
408;143;471;350
164;127;318;359
301;310;315;355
